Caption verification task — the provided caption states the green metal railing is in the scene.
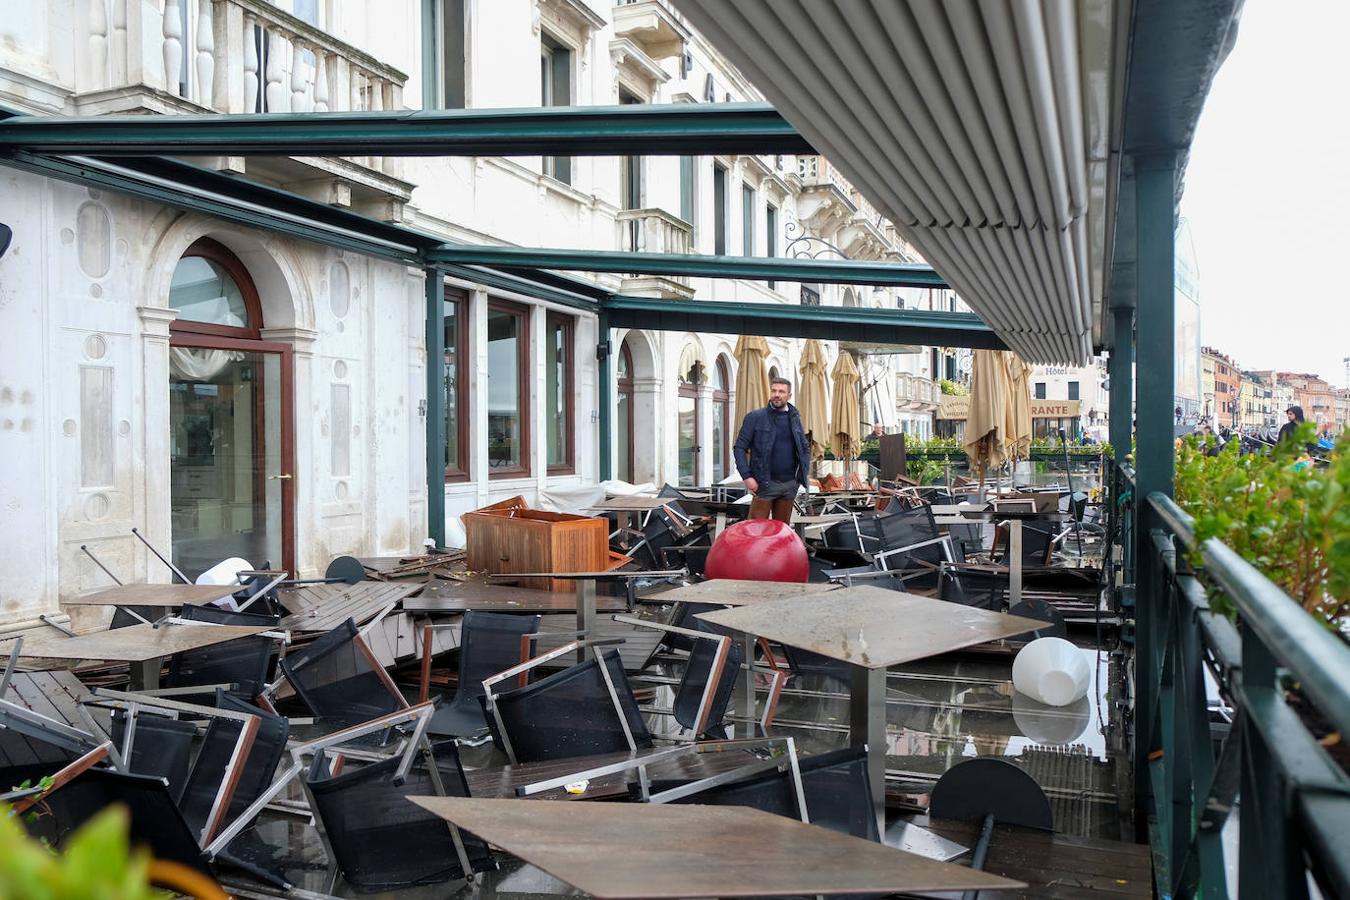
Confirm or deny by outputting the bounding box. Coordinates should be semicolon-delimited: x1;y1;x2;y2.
1127;470;1350;899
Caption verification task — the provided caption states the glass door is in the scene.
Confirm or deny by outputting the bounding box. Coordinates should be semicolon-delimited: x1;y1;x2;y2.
677;390;700;487
169;339;293;579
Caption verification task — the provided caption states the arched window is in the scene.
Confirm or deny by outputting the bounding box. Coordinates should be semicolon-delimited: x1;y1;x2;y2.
616;340;635;484
711;355;731;482
168;238;263;338
166;238;294;579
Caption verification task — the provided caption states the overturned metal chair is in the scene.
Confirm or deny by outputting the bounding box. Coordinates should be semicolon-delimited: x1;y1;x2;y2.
481;641;653;764
303;736;495;894
274;617;406;735
421;610;541;738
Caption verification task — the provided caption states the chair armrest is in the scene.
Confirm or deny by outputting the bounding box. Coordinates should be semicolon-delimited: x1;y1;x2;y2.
481;639;616;696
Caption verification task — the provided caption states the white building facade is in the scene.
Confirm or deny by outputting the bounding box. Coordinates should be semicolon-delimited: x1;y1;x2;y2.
0;0;949;628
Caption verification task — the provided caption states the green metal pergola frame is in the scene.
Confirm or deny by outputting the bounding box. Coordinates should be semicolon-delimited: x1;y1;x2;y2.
0;103;812;157
0;104;999;552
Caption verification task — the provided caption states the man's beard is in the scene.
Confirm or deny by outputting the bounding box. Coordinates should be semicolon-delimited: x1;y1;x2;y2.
770;397;786;408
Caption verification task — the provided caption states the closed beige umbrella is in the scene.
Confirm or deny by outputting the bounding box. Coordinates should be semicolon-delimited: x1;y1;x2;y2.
964;349;1010;489
1005;353;1033;462
830;351;862;460
797;339;831;459
733;335;770;435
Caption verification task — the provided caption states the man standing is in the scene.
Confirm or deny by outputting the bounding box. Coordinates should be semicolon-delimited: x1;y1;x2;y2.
733;376;812;523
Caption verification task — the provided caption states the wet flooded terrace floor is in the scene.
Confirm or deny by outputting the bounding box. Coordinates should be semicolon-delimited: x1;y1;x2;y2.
223;613;1131;899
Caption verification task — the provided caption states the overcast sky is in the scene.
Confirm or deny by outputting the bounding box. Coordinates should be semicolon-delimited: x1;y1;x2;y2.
1180;0;1350;388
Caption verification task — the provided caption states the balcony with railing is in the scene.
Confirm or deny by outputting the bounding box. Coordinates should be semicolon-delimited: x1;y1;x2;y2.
794;155;857;234
895;373;939;411
69;0;412;216
615;207;695;299
613;0;691;61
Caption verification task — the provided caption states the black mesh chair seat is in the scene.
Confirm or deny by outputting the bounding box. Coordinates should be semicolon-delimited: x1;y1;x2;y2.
490;650;652;763
27;768;210;877
111;710;196;803
305;746;493;893
799;748;879;842
429;610;540;738
110;605;159;629
166;604;278;700
0;727;76;797
216;690;289;825
780;644;851;685
671;624;741;738
666;601;728;650
280;619;404;732
995;520;1058;567
176;692;289;844
939;566;1008;611
947;522;986;559
655;747;877;842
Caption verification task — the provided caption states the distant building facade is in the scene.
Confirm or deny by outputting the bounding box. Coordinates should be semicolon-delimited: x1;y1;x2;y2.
1203;347;1241;429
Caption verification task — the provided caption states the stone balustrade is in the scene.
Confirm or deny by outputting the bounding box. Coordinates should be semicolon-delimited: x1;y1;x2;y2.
79;0;407;176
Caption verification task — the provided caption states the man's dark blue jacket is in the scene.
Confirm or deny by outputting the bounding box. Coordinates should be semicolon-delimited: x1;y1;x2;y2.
733;403;811;488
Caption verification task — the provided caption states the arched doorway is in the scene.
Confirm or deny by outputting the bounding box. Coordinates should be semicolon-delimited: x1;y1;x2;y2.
168;238;294;578
616;341;635;483
711;355;731;482
677;344;705;486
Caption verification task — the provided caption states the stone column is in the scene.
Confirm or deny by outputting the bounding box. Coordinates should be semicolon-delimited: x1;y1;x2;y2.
137;305;176;583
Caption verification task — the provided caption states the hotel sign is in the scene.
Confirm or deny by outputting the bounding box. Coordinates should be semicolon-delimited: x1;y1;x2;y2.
937;396;1081;420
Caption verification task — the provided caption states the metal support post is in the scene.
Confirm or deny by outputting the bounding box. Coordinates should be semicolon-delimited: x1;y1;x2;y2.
849;664;887;838
737;632;756;738
576;579;597;663
425;268;446;549
597;309;612;482
1132;152;1177;840
1108;305;1134;458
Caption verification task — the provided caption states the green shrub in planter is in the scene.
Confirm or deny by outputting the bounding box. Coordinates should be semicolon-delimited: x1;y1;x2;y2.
1175;423;1349;632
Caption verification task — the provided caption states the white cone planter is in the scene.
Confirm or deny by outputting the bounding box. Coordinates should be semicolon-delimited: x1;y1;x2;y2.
1012;637;1090;707
195;556;252;586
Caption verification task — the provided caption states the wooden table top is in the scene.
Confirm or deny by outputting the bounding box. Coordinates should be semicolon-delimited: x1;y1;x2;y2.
488;569;684;581
696;585;1053;669
586;496;677;511
645;579;838;607
410;797;1022;897
404;581;628;614
278;581;420;632
62;583;239;608
18;623;273;662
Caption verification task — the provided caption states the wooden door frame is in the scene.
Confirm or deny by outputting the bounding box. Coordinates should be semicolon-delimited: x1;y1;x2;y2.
168;332;296;576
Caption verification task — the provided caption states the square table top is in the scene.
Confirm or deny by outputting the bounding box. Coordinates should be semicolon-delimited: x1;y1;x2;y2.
403;581;627;615
696;585;1053;669
645;579;838;607
278;581;421;632
409;796;1021;897
18;623;273;662
62;583;240;608
586;496;678;511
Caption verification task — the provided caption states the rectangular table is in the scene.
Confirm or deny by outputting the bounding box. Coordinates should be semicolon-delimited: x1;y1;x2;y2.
61;583;239;608
19;623;273;690
488;569;682;661
644;579;839;733
411;796;1021;897
697;586;1052;831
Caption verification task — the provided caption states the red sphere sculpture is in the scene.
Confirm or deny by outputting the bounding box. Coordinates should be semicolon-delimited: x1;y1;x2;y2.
704;519;810;583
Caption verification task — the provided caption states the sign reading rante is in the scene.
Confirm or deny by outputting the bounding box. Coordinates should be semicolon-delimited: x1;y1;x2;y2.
938;395;1081;420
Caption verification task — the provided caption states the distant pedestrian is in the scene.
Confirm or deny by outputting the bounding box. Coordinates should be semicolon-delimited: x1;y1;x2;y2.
1277;405;1306;446
733;377;812;523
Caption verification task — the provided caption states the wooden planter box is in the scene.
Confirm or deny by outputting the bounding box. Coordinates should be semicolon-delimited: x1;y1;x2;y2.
464;498;611;593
